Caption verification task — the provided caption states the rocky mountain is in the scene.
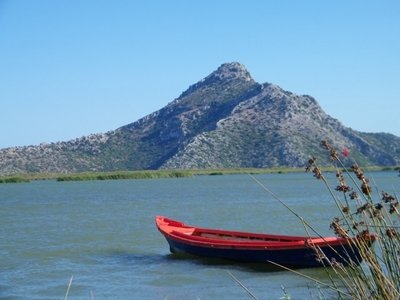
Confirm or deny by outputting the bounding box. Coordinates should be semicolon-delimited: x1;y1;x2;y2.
1;62;400;175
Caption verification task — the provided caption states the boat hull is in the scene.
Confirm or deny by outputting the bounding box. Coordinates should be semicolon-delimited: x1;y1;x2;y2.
165;234;364;267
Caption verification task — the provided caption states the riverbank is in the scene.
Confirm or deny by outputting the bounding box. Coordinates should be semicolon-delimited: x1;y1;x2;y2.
0;166;399;183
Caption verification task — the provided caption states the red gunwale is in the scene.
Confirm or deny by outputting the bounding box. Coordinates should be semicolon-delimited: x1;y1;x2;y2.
155;216;369;250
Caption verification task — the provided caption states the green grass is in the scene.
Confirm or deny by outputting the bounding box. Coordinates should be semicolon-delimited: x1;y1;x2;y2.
56;170;194;181
0;176;30;183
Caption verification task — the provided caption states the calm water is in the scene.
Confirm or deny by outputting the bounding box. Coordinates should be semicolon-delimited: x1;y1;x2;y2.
1;172;399;299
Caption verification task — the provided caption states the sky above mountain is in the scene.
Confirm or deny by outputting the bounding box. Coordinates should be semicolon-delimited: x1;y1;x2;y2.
1;1;399;148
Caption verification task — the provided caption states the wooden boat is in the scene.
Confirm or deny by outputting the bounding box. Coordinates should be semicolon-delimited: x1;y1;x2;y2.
156;216;376;268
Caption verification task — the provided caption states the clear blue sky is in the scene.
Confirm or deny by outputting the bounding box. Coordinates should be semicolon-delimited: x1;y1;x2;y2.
1;1;399;148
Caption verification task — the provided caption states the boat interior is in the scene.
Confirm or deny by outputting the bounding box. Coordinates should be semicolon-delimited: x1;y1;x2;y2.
190;229;302;242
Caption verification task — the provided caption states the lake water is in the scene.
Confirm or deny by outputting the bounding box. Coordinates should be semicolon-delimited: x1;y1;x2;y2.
1;171;399;299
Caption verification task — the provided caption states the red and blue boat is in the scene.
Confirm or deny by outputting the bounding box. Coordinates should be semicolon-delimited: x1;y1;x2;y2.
156;216;376;268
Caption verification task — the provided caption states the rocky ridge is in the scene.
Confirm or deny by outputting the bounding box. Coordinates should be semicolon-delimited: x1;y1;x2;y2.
1;62;399;175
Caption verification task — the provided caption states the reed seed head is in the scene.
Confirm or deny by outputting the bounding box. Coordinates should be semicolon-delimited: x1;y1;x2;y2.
356;229;372;241
336;171;345;184
349;191;359;200
361;183;372;196
335;185;352;193
321;140;340;161
389;202;399;214
382;191;395;203
357;203;373;215
352;221;365;230
312;166;323;180
330;217;349;238
305;157;317;172
386;228;400;239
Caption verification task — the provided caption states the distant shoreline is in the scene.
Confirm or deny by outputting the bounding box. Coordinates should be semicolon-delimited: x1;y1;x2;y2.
1;166;399;183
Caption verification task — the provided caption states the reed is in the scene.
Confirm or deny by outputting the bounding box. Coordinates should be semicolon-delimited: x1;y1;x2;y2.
272;141;400;299
63;276;73;300
316;142;398;298
0;176;30;183
229;141;399;299
56;170;195;181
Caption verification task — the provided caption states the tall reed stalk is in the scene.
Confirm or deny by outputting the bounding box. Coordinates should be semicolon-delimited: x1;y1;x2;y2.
241;141;399;299
298;141;399;299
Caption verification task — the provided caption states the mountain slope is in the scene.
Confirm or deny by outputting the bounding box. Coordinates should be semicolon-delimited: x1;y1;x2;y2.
160;82;400;169
1;62;399;175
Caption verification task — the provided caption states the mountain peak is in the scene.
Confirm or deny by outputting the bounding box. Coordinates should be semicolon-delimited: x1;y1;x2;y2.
178;62;254;99
210;62;253;82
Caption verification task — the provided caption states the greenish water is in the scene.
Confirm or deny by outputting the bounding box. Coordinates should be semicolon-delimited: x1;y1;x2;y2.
1;172;399;299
